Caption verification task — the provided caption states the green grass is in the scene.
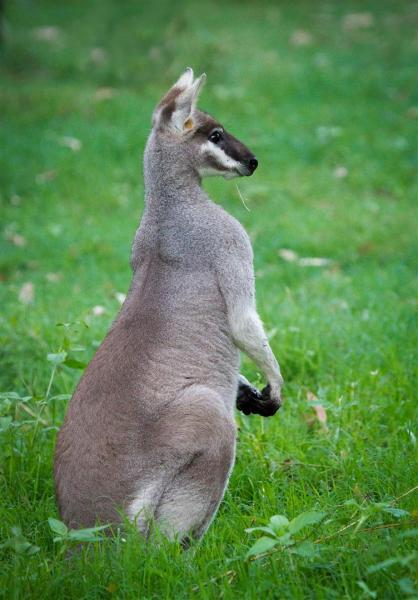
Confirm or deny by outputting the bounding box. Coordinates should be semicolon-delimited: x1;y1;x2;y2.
1;0;417;597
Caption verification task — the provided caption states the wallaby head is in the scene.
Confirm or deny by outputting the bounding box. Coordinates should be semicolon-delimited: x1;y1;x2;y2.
147;68;258;182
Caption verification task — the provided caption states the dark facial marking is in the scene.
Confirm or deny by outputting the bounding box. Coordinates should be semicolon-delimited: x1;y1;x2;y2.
194;112;255;166
219;131;254;163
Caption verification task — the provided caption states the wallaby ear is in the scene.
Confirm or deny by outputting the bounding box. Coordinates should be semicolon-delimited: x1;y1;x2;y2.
173;66;195;89
153;68;206;133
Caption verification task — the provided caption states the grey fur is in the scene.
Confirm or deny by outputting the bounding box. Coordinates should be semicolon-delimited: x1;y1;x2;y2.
54;69;283;542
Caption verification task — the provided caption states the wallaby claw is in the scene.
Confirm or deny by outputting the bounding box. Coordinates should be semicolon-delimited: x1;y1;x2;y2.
236;382;281;417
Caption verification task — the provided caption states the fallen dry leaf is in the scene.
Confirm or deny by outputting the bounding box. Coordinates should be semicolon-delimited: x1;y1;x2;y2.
4;232;26;247
342;12;374;30
115;292;126;305
298;257;332;267
278;248;333;268
307;391;328;431
59;136;82;152
307;391;317;403
333;299;349;310
405;106;418;120
45;272;62;283
47;223;63;237
278;248;298;262
312;404;327;427
36;170;56;184
94;87;117;102
10;194;22;206
32;26;62;42
357;242;375;255
18;282;34;305
290;30;313;47
90;47;107;64
333;166;348;179
316;125;342;143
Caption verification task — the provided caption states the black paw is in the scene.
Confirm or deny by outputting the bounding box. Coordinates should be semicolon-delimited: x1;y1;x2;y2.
236;381;263;415
256;384;282;417
236;383;281;417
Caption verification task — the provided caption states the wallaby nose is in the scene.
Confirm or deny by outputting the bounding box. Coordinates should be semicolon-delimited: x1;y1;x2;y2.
248;157;258;173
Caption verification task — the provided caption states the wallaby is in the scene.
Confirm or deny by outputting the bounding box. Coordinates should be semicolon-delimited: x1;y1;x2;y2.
54;68;283;542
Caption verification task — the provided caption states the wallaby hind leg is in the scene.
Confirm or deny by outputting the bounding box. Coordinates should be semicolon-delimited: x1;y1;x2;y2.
153;386;236;542
154;441;233;541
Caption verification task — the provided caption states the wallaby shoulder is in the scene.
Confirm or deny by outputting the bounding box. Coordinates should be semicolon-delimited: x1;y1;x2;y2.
131;198;253;271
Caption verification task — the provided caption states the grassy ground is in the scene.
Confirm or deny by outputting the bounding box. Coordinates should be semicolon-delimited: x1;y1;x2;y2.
1;0;417;598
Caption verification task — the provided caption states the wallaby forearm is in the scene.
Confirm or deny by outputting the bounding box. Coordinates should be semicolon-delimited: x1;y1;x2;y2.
231;309;283;391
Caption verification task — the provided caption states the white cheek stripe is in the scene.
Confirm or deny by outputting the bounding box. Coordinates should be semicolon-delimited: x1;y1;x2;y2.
200;141;241;171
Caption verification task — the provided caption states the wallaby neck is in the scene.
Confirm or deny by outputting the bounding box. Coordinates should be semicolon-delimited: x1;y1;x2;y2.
143;133;205;214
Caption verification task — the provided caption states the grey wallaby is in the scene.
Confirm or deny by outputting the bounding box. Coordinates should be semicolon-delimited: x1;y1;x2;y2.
54;68;283;542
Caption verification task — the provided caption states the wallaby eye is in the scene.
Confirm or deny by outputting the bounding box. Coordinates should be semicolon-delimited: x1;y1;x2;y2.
209;129;223;144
